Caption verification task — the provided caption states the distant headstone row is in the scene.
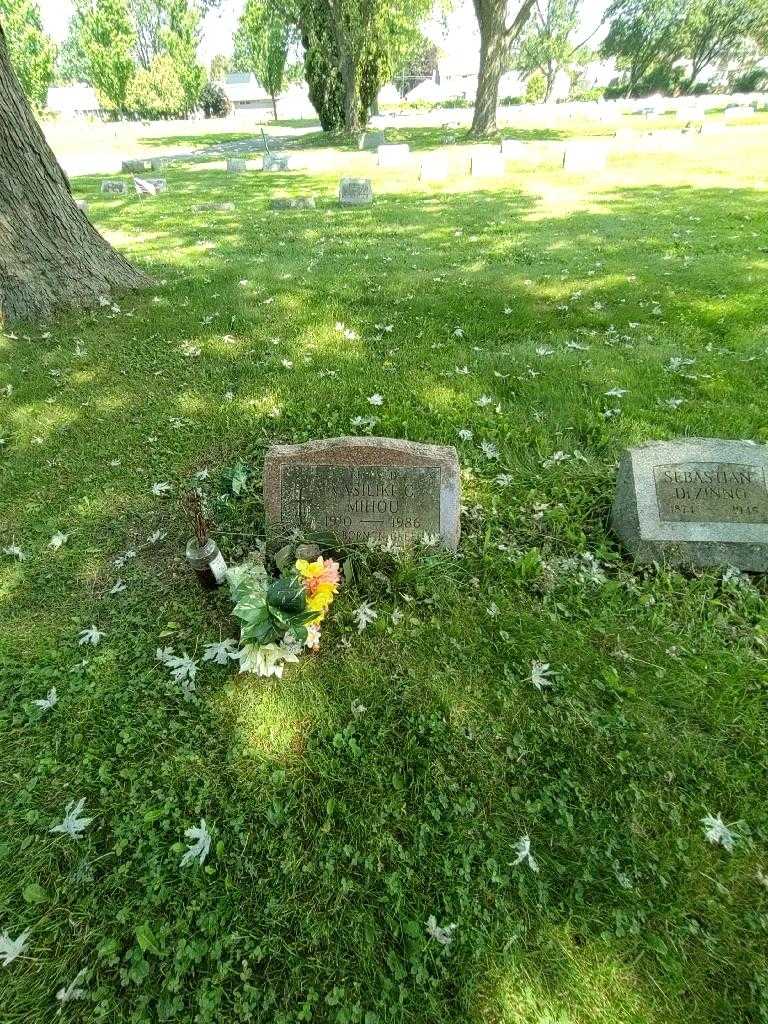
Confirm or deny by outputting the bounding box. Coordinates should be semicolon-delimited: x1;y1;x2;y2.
262;433;768;570
227;154;294;173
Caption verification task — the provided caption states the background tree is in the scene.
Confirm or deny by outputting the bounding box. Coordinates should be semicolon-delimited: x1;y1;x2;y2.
470;0;535;135
516;0;588;102
63;0;136;113
0;19;148;321
0;0;55;107
161;0;204;112
125;49;185;115
296;0;431;133
234;0;295;119
391;33;439;96
680;0;768;90
601;0;683;97
209;51;229;79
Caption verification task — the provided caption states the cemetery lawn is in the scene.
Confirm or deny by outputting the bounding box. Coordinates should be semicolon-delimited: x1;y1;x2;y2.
2;124;768;1023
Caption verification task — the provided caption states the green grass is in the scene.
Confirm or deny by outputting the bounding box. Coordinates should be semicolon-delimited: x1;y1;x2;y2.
2;121;768;1023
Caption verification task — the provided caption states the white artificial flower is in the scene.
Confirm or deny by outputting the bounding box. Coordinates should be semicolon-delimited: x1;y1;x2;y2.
476;394;493;407
350;415;379;433
426;915;456;946
50;798;92;838
453;326;464;338
147;530;166;544
565;340;589;351
180;819;211;867
512;834;539;872
352;602;377;634
605;388;628;398
305;624;321;650
486;602;499;618
535;346;554;356
56;968;87;1006
0;928;30;966
33;687;57;711
151;481;172;496
110;579;127;595
281;358;293;369
2;543;26;561
237;643;298;678
457;428;473;441
420;532;440;547
530;661;554;691
390;608;404;626
351;699;367;717
48;532;69;551
202;639;239;665
480;441;499;460
367;393;384;406
78;625;104;646
660;397;685;410
756;869;768;890
495;473;513;487
155;646;174;665
195;469;210;481
701;813;737;852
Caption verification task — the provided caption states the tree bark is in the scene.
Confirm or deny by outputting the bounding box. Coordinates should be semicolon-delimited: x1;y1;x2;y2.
0;22;150;323
471;0;535;136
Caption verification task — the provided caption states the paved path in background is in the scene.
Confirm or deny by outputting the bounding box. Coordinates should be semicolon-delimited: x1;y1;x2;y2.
59;127;320;178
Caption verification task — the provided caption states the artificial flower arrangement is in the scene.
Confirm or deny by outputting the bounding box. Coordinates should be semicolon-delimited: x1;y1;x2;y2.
227;549;342;679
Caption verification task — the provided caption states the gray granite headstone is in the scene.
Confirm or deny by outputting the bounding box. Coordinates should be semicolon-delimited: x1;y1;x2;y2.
150;157;168;171
270;196;316;210
420;153;449;182
122;159;150;173
611;438;768;571
101;180;127;194
264;436;460;549
193;201;235;212
358;130;385;150
470;149;506;177
339;177;373;207
227;158;248;173
263;154;291;171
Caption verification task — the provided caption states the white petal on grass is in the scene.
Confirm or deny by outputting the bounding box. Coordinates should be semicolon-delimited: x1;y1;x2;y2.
203;639;239;665
0;928;30;966
605;388;628;398
78;625;104;646
367;393;384;406
151;481;172;496
701;813;737;852
147;530;166;544
2;543;26;561
33;687;57;710
50;798;92;838
530;661;554;691
512;834;539;872
48;532;69;551
237;642;298;678
476;394;493;407
353;602;377;633
480;441;499;460
56;967;87;1006
351;699;367;717
110;579;127;595
457;428;473;441
426;915;457;946
180;819;211;867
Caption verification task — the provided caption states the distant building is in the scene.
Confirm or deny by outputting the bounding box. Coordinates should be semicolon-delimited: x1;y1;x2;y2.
221;73;270;111
46;84;102;117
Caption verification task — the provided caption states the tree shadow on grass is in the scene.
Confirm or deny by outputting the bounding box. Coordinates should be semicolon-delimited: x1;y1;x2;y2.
1;168;768;1021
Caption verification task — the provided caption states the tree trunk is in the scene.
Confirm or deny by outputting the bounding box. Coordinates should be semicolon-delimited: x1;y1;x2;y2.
340;53;361;133
0;22;150;323
471;0;535;136
271;92;278;120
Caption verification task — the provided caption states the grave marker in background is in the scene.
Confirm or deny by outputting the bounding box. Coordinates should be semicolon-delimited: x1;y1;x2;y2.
339;178;373;207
